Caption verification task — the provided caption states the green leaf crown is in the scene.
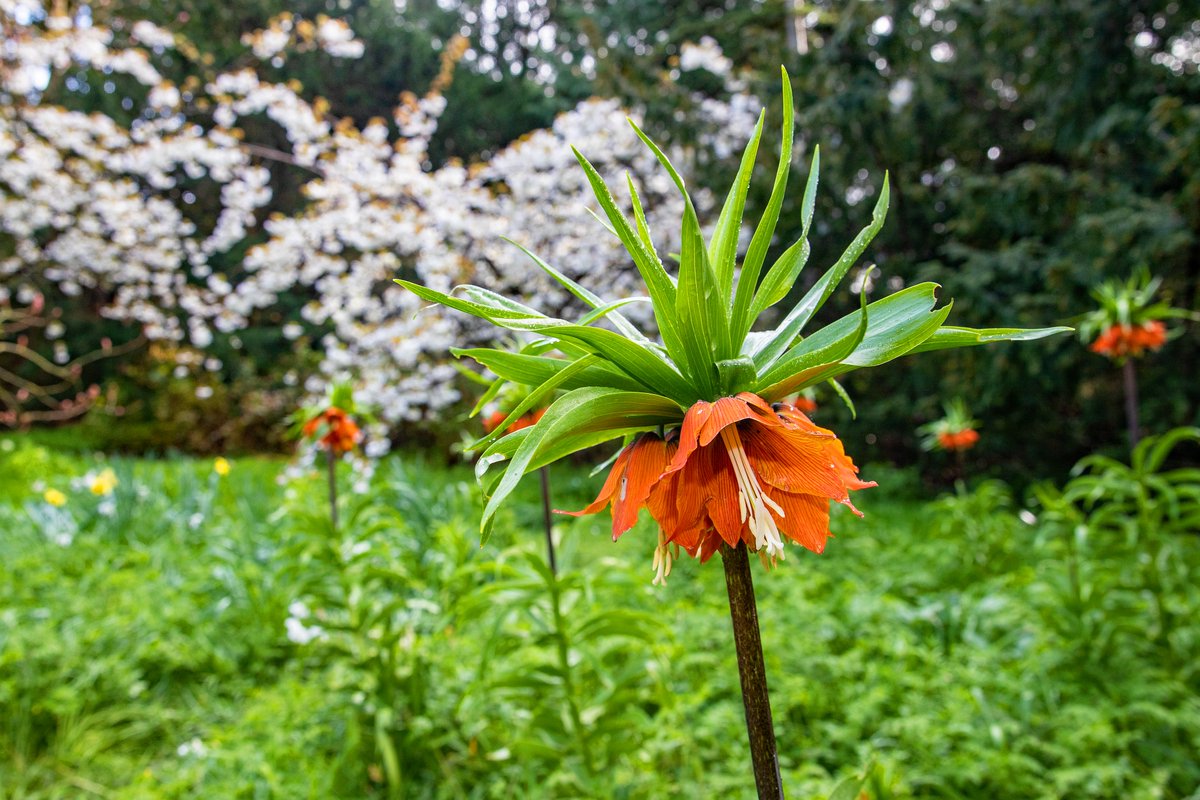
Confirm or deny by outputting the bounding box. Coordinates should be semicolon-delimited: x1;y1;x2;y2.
397;69;1069;538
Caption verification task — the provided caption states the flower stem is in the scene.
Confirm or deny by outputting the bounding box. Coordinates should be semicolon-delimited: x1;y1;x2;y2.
326;447;338;533
721;542;784;799
539;467;557;574
1123;358;1140;450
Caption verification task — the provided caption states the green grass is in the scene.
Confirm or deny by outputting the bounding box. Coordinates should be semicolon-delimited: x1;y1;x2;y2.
0;434;1197;799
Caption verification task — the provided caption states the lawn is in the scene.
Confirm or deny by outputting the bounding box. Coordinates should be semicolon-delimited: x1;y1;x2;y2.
1;434;1197;799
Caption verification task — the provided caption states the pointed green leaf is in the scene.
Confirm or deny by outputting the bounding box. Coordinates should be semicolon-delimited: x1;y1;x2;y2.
758;283;948;398
751;174;890;371
628;118;732;371
708;110;765;300
908;324;1073;354
479;388;683;537
469;374;507;417
576;296;651;326
744;149;820;329
458;286;545;317
465;355;601;453
747;237;810;319
626;173;660;262
451;348;651;394
501;236;651;344
826;377;856;419
756;287;870;399
675;207;721;396
731;69;796;347
571;148;691;367
398;279;694;402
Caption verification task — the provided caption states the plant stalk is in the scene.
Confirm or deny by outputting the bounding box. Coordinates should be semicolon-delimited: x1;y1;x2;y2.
538;467;557;574
1123;358;1140;450
721;543;784;799
326;447;339;533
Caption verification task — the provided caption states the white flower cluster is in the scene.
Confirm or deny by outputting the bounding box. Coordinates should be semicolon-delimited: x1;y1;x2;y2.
1;8;764;430
284;600;324;644
679;36;733;77
239;13;365;62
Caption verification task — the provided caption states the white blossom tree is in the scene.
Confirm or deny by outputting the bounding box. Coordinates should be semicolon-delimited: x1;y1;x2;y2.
1;1;761;432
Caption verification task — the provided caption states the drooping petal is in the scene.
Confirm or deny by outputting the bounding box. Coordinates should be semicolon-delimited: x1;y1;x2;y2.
558;441;635;518
765;487;832;554
667;398;713;473
699;396;755;446
740;422;855;502
699;445;744;548
611;435;671;538
646;448;682;536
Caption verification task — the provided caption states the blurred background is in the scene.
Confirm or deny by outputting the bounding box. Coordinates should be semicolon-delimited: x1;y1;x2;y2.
2;1;1199;798
2;0;1196;478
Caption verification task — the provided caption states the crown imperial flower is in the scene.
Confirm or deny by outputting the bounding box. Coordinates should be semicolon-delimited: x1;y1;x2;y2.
562;393;874;582
302;406;361;454
1077;271;1188;364
920;399;980;453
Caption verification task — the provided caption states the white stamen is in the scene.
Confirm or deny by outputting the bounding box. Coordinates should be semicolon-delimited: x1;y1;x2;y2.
719;426;786;558
651;528;671;586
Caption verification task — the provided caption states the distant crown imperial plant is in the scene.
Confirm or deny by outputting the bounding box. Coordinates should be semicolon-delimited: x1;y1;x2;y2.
398;71;1069;582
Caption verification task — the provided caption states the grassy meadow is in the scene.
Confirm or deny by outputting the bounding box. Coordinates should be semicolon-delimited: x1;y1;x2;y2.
1;433;1198;799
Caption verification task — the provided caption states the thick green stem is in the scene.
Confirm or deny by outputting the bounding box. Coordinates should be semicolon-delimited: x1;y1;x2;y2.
548;573;595;777
1123;359;1140;450
721;543;784;799
539;467;557;574
327;447;338;533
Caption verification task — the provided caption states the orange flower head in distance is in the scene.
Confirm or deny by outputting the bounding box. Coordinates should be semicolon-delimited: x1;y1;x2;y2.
937;428;979;451
792;395;818;414
304;406;361;454
1129;320;1167;354
483;407;546;435
1090;321;1167;359
560;393;874;583
482;410;508;434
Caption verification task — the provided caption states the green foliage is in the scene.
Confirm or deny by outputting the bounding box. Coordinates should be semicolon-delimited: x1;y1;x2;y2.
2;436;1199;797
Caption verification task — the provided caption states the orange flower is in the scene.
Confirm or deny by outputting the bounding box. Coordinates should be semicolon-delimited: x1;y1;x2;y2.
1130;320;1166;353
792;395;818;414
1090;321;1167;359
303;406;361;454
937;428;979;451
482;410;508;433
483;407;546;434
560;392;874;583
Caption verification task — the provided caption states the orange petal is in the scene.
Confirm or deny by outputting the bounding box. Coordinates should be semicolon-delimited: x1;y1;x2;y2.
647;463;682;538
666;399;712;474
557;441;634;519
734;392;779;421
766;488;832;554
697;396;757;446
773;404;836;436
741;422;851;501
611;435;670;538
699;445;744;548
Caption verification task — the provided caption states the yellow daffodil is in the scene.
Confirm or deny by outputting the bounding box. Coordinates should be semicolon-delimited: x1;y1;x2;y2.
213;457;231;477
89;467;118;496
44;488;67;507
